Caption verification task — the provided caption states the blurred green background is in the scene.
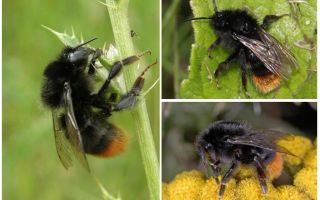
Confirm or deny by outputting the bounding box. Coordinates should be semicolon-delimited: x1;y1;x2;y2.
162;102;317;182
3;0;159;199
162;0;193;98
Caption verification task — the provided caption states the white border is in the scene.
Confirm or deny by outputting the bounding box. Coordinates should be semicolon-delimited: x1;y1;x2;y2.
159;0;163;199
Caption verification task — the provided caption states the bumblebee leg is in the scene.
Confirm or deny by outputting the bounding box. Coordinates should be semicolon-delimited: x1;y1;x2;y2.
208;37;221;58
238;49;250;97
88;48;102;75
96;50;151;97
261;14;288;30
210;162;221;184
214;50;239;88
113;60;157;111
90;98;113;113
254;156;268;194
218;162;239;199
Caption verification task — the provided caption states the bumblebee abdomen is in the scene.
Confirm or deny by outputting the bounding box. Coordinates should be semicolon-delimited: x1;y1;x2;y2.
97;131;128;157
266;152;284;179
81;120;128;157
252;73;281;93
246;51;281;93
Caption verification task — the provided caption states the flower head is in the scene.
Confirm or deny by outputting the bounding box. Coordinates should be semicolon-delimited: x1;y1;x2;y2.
163;136;317;200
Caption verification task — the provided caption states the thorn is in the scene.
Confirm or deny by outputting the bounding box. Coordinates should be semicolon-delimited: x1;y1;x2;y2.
71;26;75;38
80;33;84;43
141;78;160;97
41;25;60;35
96;0;117;9
288;0;308;4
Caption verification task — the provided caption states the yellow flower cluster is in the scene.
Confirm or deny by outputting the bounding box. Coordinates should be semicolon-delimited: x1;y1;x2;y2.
163;136;317;200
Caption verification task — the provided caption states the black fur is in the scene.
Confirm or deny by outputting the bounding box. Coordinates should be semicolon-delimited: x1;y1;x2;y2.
196;121;275;166
210;10;269;77
41;45;116;155
212;10;259;38
195;120;285;198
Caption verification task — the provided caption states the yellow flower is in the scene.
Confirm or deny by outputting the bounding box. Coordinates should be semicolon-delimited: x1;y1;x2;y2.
235;165;256;180
198;177;236;200
163;183;169;200
304;148;317;169
294;167;317;199
236;178;278;200
166;170;205;200
277;135;312;167
163;136;317;200
277;186;311;200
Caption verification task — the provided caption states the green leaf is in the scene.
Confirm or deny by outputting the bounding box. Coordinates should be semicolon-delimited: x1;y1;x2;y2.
181;0;316;98
42;25;80;47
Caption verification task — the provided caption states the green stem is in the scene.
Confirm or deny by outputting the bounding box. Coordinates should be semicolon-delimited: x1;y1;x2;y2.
106;1;159;200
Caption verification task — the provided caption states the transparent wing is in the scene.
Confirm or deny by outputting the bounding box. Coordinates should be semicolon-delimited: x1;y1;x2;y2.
232;29;298;79
52;110;73;170
63;82;90;172
225;129;294;155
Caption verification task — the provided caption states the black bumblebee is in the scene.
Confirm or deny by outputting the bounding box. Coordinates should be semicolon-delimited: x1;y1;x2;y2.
195;121;291;199
41;38;156;171
187;0;298;94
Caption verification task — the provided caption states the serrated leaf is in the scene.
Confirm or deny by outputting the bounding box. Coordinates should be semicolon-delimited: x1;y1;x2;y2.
181;0;316;99
42;25;79;47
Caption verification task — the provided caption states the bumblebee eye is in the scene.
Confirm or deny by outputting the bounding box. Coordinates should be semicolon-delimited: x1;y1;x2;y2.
204;143;213;151
63;53;71;61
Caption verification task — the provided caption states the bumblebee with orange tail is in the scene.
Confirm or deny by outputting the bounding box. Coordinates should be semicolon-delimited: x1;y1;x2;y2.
195;121;292;199
41;38;156;172
186;0;298;95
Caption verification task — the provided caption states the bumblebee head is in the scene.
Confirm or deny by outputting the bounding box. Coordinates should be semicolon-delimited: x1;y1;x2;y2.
61;38;97;66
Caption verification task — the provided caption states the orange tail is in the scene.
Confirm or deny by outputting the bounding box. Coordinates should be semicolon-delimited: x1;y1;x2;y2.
97;127;129;158
266;152;284;179
252;73;281;93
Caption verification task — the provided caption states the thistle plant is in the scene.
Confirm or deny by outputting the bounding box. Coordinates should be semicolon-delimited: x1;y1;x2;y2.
42;0;159;199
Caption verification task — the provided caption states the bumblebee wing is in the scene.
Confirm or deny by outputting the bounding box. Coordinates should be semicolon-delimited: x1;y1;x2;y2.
63;82;90;172
232;30;298;79
226;129;294;155
52;110;73;170
259;29;298;77
252;129;296;155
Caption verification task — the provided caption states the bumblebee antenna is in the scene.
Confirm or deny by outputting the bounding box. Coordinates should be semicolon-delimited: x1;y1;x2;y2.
183;17;213;23
73;38;97;49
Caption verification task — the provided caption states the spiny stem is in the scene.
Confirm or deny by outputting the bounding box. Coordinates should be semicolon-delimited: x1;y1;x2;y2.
105;1;159;200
